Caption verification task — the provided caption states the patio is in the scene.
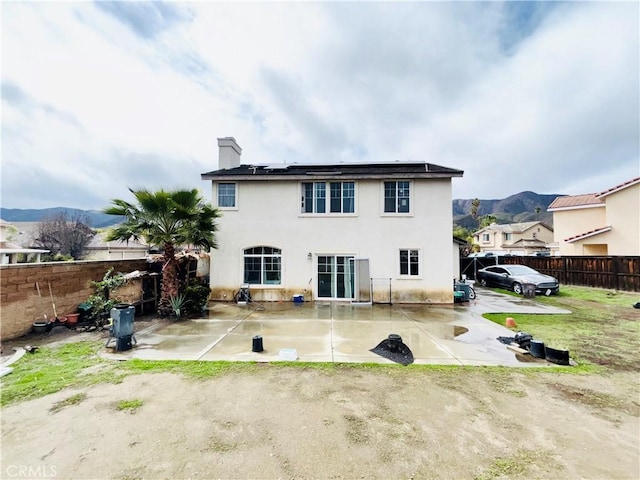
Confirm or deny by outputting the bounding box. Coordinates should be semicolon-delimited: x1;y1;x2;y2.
102;288;570;366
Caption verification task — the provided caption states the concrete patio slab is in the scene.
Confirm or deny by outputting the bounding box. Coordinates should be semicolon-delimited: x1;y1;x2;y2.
102;287;571;366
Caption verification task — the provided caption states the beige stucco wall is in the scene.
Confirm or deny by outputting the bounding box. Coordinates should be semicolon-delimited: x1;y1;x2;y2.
208;178;454;303
516;225;554;245
553;183;639;256
553;205;606;256
602;183;640;255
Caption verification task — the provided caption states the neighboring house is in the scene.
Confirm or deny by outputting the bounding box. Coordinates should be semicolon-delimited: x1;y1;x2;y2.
0;219;48;264
471;221;554;256
8;222;148;261
84;230;149;261
201;137;463;304
547;177;640;256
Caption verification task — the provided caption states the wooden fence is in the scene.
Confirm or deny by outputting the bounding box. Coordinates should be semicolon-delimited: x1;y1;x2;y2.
460;256;640;292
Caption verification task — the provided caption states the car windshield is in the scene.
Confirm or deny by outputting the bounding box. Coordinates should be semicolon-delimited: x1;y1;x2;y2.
506;266;538;275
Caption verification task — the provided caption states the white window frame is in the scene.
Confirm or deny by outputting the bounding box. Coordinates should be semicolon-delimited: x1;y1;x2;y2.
243;246;282;286
300;181;357;215
217;182;237;209
398;248;421;278
482;233;490;243
382;181;412;216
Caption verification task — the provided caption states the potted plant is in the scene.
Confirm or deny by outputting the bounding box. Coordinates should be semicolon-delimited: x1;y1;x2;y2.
82;268;128;325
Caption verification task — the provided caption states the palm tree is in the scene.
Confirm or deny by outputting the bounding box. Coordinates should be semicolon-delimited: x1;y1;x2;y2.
470;198;481;227
104;188;220;315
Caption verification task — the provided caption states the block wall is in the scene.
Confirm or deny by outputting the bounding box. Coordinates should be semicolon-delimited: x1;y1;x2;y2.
0;259;148;341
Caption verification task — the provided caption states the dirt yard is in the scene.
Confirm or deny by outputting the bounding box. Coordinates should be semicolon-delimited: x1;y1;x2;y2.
2;366;638;479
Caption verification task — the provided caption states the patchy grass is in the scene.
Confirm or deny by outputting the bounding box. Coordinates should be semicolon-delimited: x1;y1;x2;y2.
121;359;259;378
115;398;144;412
484;286;640;371
49;392;87;413
474;448;556;480
0;341;124;407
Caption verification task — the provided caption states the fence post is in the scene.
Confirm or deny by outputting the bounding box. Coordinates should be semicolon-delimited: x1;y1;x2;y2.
612;256;620;291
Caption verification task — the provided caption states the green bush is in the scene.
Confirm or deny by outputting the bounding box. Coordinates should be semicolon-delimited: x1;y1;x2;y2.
183;280;211;315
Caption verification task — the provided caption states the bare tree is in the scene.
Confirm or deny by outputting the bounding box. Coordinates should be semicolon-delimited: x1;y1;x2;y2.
35;211;95;260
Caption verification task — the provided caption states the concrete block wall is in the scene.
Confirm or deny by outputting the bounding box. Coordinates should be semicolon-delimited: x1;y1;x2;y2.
0;259;149;341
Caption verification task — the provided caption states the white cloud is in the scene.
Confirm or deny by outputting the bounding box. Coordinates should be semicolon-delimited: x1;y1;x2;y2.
1;1;637;210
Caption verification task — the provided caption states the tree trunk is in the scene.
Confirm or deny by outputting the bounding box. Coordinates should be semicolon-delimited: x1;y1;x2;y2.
159;242;179;315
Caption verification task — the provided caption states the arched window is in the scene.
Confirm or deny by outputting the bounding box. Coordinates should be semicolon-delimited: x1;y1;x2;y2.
243;247;281;285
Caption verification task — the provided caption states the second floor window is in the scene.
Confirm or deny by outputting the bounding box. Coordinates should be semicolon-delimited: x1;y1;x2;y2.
384;181;410;213
504;233;512;241
482;233;490;242
302;182;355;214
218;183;236;208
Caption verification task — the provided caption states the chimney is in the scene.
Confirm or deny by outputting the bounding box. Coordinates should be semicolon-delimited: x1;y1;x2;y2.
217;137;242;170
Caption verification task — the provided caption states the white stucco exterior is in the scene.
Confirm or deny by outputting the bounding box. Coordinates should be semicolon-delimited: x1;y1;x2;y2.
203;138;463;304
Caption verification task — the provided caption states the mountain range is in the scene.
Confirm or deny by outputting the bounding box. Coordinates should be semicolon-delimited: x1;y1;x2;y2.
0;207;123;228
2;191;562;230
453;191;560;230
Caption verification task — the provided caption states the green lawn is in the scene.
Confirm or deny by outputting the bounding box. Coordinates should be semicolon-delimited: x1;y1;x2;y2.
483;285;640;370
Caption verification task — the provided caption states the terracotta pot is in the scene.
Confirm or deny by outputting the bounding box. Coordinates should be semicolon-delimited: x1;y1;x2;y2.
66;313;80;324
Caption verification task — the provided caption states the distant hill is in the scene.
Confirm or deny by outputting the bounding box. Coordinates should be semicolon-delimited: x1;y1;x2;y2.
0;207;122;228
453;191;561;230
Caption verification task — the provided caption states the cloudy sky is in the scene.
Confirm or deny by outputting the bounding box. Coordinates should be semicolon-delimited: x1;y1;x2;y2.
1;1;638;210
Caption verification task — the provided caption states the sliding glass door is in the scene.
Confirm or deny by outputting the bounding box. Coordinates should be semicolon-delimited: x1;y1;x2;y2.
317;255;355;299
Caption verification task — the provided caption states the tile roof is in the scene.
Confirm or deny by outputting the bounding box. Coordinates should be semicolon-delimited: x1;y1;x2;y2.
202;161;463;180
474;221;550;235
548;176;640;210
564;226;612;243
596;177;640;198
547;194;603;210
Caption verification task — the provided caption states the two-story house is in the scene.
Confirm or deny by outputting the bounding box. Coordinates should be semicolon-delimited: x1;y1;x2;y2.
201;138;463;304
472;221;554;256
547;177;640;256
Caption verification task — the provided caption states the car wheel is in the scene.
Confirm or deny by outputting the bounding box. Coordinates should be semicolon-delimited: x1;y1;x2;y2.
479;278;488;287
512;282;523;295
468;288;476;300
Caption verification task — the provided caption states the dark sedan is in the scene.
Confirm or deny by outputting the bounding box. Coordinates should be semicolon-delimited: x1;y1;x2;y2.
476;264;559;295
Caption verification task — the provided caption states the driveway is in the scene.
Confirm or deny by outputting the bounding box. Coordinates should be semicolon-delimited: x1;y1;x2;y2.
103;288;571;366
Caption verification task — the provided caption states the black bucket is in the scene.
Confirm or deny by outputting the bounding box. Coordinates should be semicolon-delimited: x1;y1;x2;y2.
252;335;264;353
545;346;570;365
529;340;546;359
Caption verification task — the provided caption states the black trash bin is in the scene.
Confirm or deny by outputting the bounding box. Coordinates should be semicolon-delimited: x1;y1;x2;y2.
110;304;136;351
252;335;264;352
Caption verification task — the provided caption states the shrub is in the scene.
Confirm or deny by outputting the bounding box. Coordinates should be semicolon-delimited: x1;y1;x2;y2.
183;280;211;315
